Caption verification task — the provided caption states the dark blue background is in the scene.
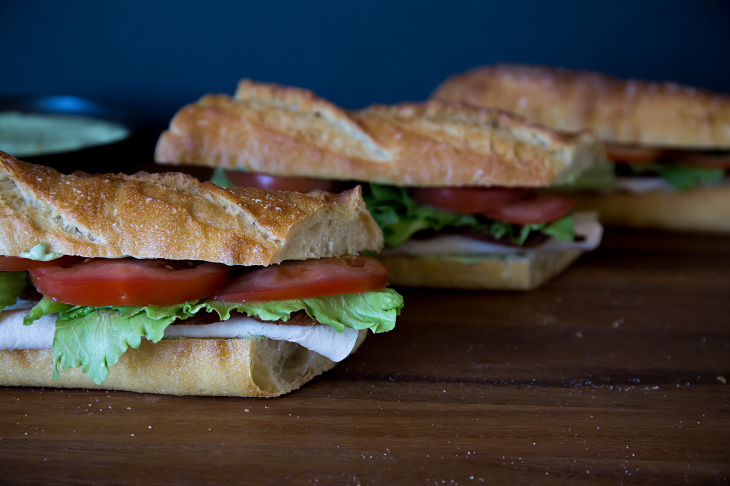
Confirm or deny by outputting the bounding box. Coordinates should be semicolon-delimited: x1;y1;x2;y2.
1;0;729;128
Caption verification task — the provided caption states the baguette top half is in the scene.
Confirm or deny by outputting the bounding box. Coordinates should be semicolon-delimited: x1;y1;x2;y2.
0;151;383;265
432;63;730;149
154;79;604;187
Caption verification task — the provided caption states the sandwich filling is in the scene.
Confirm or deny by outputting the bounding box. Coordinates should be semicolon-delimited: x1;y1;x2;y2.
212;169;600;258
0;254;403;385
557;144;730;194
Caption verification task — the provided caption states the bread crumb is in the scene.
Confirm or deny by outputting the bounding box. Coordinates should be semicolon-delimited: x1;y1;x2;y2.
718;376;727;384
576;332;584;338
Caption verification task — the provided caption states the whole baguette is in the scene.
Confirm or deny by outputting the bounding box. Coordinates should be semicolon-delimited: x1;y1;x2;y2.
382;248;583;290
0;151;382;265
573;185;730;233
155;79;604;187
431;63;730;149
0;331;367;397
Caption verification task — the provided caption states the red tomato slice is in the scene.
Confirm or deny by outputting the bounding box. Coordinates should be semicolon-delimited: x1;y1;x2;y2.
409;187;532;214
0;255;84;272
481;193;574;225
224;171;342;193
212;255;388;303
671;152;730;169
604;143;667;164
30;259;231;307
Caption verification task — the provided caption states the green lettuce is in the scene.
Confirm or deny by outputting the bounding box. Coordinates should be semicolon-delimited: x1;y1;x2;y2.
628;163;724;191
0;271;28;312
210;167;236;188
363;183;574;248
53;308;175;384
23;296;72;325
24;298;208;384
23;288;403;385
553;158;725;192
204;288;403;334
533;215;574;242
656;164;724;191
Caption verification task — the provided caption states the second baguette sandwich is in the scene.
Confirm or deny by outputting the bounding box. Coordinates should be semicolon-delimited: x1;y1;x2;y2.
0;151;402;396
155;80;607;290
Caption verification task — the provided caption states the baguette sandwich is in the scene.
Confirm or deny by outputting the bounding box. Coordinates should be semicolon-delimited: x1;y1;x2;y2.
0;150;402;396
154;80;606;290
432;63;730;232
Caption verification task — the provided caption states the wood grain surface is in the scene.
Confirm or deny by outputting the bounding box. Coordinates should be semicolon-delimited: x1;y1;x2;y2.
0;229;728;485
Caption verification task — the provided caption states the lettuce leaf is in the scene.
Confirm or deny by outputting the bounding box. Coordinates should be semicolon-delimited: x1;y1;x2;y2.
299;289;402;333
364;183;478;248
657;164;724;191
52;307;183;384
40;300;206;383
628;163;724;191
23;288;403;384
363;183;574;248
0;271;28;312
23;296;72;326
540;215;575;242
210;167;236;188
203;299;304;322
203;288;403;334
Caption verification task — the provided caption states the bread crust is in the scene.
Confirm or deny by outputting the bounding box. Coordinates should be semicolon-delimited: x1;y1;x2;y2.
573;185;730;233
0;332;367;397
154;80;603;187
382;249;583;290
431;63;730;149
0;151;383;264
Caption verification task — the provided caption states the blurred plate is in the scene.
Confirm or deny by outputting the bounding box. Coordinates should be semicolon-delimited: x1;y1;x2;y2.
0;95;152;174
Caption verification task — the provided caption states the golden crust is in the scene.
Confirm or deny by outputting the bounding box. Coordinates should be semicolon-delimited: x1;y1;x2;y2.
573;185;730;233
432;63;730;149
382;249;583;290
0;332;367;397
0;151;383;264
154;80;604;187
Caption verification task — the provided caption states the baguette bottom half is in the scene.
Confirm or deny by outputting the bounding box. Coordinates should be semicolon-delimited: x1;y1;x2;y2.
573;185;730;233
0;332;367;397
382;248;583;290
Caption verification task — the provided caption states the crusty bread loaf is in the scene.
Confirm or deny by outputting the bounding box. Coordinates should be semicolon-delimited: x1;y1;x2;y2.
573;185;730;233
382;248;583;290
0;151;383;265
154;79;604;187
0;331;367;397
431;63;730;149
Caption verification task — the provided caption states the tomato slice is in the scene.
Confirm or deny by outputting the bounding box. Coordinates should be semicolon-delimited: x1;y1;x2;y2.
0;255;84;272
224;171;342;193
212;255;388;303
481;193;574;225
605;143;667;164
409;187;531;214
30;259;231;306
671;152;730;169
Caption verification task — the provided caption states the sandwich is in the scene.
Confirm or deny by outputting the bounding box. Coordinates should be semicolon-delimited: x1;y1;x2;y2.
154;80;606;290
0;150;402;396
431;63;730;233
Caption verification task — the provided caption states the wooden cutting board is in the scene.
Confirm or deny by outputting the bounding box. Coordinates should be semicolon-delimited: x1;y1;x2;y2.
0;229;728;484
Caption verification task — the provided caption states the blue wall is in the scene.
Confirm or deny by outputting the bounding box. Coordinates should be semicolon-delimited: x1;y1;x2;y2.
1;0;729;128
